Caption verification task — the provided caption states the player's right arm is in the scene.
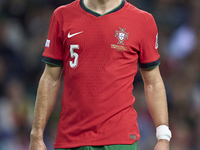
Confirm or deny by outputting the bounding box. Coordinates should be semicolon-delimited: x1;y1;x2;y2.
29;64;62;150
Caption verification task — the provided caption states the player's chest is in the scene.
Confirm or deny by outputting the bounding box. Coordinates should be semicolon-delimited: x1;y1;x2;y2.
61;16;141;53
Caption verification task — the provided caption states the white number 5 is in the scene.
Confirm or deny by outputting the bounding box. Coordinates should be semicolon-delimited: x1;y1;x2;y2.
69;45;79;68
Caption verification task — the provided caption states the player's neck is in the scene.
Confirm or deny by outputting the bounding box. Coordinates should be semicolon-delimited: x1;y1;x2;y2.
83;0;122;15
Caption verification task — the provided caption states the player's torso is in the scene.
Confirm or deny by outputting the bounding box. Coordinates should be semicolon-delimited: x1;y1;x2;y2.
54;1;145;146
58;0;146;85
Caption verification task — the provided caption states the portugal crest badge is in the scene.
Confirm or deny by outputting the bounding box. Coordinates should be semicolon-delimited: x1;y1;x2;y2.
115;27;129;45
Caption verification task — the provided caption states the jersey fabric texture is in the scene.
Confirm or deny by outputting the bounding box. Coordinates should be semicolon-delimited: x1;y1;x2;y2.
55;142;137;150
42;0;160;149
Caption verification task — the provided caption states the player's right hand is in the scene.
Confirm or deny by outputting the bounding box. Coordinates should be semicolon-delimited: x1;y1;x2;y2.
29;136;47;150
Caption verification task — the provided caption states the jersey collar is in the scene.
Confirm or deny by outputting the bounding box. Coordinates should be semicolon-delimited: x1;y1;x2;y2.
80;0;125;17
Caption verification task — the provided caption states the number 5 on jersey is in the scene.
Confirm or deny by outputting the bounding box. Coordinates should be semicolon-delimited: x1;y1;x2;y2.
69;45;79;68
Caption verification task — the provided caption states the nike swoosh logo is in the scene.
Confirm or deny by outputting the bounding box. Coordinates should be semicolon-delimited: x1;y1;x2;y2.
68;31;83;38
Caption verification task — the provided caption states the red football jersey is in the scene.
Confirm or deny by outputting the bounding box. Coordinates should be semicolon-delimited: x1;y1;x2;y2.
42;0;160;148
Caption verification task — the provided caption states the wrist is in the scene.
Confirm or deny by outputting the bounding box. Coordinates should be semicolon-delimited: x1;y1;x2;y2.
156;125;172;142
30;128;44;140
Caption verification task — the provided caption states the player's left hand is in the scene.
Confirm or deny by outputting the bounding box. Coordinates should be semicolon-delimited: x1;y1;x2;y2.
154;139;169;150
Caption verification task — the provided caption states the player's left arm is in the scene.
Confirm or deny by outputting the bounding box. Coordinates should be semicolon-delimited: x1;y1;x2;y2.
140;66;170;150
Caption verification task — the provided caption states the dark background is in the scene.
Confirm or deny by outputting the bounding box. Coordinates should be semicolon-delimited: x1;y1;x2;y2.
0;0;200;150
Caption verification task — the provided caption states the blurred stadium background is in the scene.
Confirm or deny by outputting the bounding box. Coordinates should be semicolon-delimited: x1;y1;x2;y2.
0;0;200;150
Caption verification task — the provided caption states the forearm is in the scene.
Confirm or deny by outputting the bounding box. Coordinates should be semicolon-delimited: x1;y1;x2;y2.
31;73;61;138
144;77;168;127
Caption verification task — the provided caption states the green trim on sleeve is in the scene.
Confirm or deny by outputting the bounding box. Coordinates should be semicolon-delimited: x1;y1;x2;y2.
42;56;63;67
42;60;63;67
140;58;160;69
143;62;160;69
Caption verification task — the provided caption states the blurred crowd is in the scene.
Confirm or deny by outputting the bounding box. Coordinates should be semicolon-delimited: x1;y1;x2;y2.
0;0;199;150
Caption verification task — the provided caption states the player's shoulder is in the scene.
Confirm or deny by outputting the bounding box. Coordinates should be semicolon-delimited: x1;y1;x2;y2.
125;1;154;21
53;0;79;17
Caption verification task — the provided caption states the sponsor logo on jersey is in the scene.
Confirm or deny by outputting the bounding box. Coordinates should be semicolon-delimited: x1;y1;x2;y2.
68;31;83;38
155;33;158;49
45;39;50;47
115;27;129;45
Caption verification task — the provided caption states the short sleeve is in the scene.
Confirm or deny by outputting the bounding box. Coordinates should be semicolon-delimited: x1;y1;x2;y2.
139;14;160;69
42;10;63;67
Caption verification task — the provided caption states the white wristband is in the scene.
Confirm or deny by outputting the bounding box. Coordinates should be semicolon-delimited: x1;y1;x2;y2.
156;125;172;141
